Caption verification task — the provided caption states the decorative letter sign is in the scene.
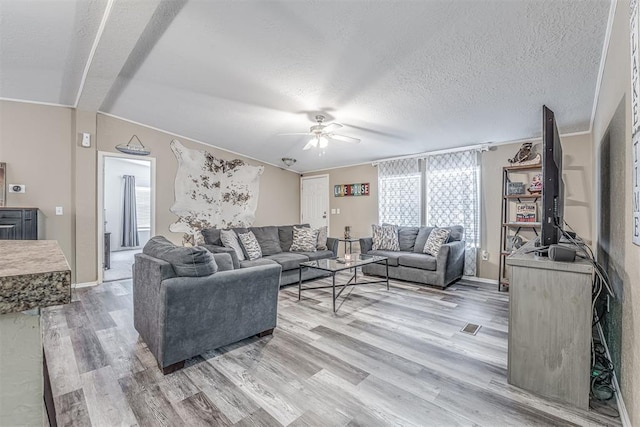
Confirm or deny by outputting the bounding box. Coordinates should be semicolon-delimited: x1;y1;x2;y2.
334;183;370;197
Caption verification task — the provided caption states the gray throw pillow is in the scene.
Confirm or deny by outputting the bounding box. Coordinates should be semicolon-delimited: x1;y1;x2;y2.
315;225;328;250
423;228;450;256
220;229;246;261
290;226;318;252
372;224;400;251
143;235;218;277
237;231;262;260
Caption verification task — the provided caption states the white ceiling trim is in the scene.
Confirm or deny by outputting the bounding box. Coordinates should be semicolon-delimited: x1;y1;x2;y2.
74;0;115;108
98;112;301;174
588;0;617;134
0;97;73;109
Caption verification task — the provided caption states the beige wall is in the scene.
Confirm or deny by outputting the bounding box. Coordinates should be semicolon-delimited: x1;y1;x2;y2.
0;101;76;279
592;0;639;423
480;134;593;279
305;164;378;256
0;102;300;283
309;134;593;279
95;115;300;247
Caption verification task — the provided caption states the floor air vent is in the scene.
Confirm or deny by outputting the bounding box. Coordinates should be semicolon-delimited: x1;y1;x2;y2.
461;323;481;336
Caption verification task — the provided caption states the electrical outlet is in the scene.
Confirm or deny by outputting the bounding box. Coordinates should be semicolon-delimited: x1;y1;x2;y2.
481;250;489;261
55;206;63;215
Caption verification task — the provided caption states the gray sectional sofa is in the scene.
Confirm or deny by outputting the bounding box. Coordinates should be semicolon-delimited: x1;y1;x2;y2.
200;224;339;286
133;237;281;374
359;225;466;289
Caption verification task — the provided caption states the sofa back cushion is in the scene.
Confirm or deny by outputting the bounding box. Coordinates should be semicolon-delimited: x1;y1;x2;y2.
220;229;246;261
413;226;435;253
443;225;464;242
397;227;420;251
201;228;222;246
278;224;310;251
143;236;218;277
249;226;283;256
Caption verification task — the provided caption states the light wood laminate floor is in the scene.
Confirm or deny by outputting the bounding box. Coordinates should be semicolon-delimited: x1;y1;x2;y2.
42;276;620;426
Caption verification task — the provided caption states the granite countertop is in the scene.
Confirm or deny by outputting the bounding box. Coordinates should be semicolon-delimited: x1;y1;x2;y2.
0;240;71;314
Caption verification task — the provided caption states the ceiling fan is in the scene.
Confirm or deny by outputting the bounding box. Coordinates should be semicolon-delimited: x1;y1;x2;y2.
280;115;361;150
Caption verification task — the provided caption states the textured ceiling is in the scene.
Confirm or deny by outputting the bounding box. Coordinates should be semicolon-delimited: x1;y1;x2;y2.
0;0;611;172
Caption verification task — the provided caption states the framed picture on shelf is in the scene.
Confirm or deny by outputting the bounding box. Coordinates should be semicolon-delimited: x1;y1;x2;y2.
507;182;526;195
516;203;537;222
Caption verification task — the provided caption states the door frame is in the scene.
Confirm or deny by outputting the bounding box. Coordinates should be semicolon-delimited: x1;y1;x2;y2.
300;174;330;230
97;151;157;284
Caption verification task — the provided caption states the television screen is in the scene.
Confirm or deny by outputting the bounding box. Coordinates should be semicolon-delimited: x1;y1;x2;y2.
540;105;564;247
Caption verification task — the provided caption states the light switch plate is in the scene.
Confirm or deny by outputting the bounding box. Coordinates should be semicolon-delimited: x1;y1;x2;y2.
55;206;63;215
331;209;336;214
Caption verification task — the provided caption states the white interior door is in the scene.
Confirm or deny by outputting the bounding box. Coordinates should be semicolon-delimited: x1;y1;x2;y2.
301;175;329;229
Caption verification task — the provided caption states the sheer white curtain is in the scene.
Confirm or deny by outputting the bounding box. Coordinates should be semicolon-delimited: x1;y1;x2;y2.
424;151;480;276
377;158;421;226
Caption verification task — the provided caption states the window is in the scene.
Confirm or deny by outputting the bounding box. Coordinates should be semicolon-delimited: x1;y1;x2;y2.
377;151;480;276
135;186;151;229
378;158;421;226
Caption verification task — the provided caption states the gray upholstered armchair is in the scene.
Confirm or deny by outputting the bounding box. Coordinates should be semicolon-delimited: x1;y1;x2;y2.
133;239;281;374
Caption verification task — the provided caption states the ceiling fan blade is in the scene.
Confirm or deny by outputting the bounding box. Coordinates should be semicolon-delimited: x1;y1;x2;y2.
302;139;317;150
322;122;343;132
278;132;312;136
328;133;361;143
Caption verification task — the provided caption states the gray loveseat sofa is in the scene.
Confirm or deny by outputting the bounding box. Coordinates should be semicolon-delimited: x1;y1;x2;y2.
359;225;465;289
133;237;281;374
200;225;338;286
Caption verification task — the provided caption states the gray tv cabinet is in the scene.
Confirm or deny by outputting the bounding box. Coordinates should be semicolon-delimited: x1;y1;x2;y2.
506;251;593;409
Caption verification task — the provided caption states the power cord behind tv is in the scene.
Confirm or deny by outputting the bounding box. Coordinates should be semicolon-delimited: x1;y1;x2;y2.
553;220;618;416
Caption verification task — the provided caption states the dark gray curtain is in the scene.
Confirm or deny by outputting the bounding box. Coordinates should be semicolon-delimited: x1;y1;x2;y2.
122;175;139;247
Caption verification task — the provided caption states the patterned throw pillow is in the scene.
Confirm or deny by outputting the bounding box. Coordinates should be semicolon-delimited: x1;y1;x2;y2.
237;231;262;260
290;226;318;252
316;225;328;250
423;228;450;256
372;224;400;251
220;229;246;261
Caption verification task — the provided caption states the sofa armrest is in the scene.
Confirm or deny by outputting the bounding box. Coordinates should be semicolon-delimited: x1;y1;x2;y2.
359;237;373;254
159;264;282;366
200;244;240;269
326;237;339;256
436;240;465;283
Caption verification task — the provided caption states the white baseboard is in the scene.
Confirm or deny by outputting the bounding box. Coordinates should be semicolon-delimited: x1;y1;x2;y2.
462;275;498;285
72;281;98;289
596;323;631;426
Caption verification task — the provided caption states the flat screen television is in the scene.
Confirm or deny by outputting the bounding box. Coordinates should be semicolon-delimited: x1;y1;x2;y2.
540;105;564;247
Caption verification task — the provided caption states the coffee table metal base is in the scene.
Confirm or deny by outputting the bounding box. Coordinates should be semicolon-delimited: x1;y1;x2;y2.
298;259;389;313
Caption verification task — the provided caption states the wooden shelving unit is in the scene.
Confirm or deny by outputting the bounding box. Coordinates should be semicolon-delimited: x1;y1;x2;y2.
498;165;542;291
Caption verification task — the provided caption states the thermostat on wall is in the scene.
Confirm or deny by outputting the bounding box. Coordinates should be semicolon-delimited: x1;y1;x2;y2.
9;184;25;193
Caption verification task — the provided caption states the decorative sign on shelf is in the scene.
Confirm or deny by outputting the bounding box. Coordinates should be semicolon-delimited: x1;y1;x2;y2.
516;203;537;223
631;0;640;245
334;183;370;197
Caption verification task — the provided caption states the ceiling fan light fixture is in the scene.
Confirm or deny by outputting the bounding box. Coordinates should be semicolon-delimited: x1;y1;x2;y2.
318;136;329;149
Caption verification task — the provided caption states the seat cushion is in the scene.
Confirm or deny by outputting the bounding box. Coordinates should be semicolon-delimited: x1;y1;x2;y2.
249;226;283;256
239;258;279;269
366;250;403;267
263;252;310;271
398;253;438;271
143;236;218;277
398;227;420;251
297;250;334;261
413;226;435;253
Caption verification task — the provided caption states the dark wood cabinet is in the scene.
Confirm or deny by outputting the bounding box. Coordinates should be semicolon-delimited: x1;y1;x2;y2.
0;208;38;240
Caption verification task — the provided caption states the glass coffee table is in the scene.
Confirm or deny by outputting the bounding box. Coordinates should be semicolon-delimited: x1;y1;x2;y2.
298;254;389;313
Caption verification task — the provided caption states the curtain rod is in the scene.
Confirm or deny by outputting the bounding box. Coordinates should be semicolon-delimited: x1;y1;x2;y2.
371;144;489;166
